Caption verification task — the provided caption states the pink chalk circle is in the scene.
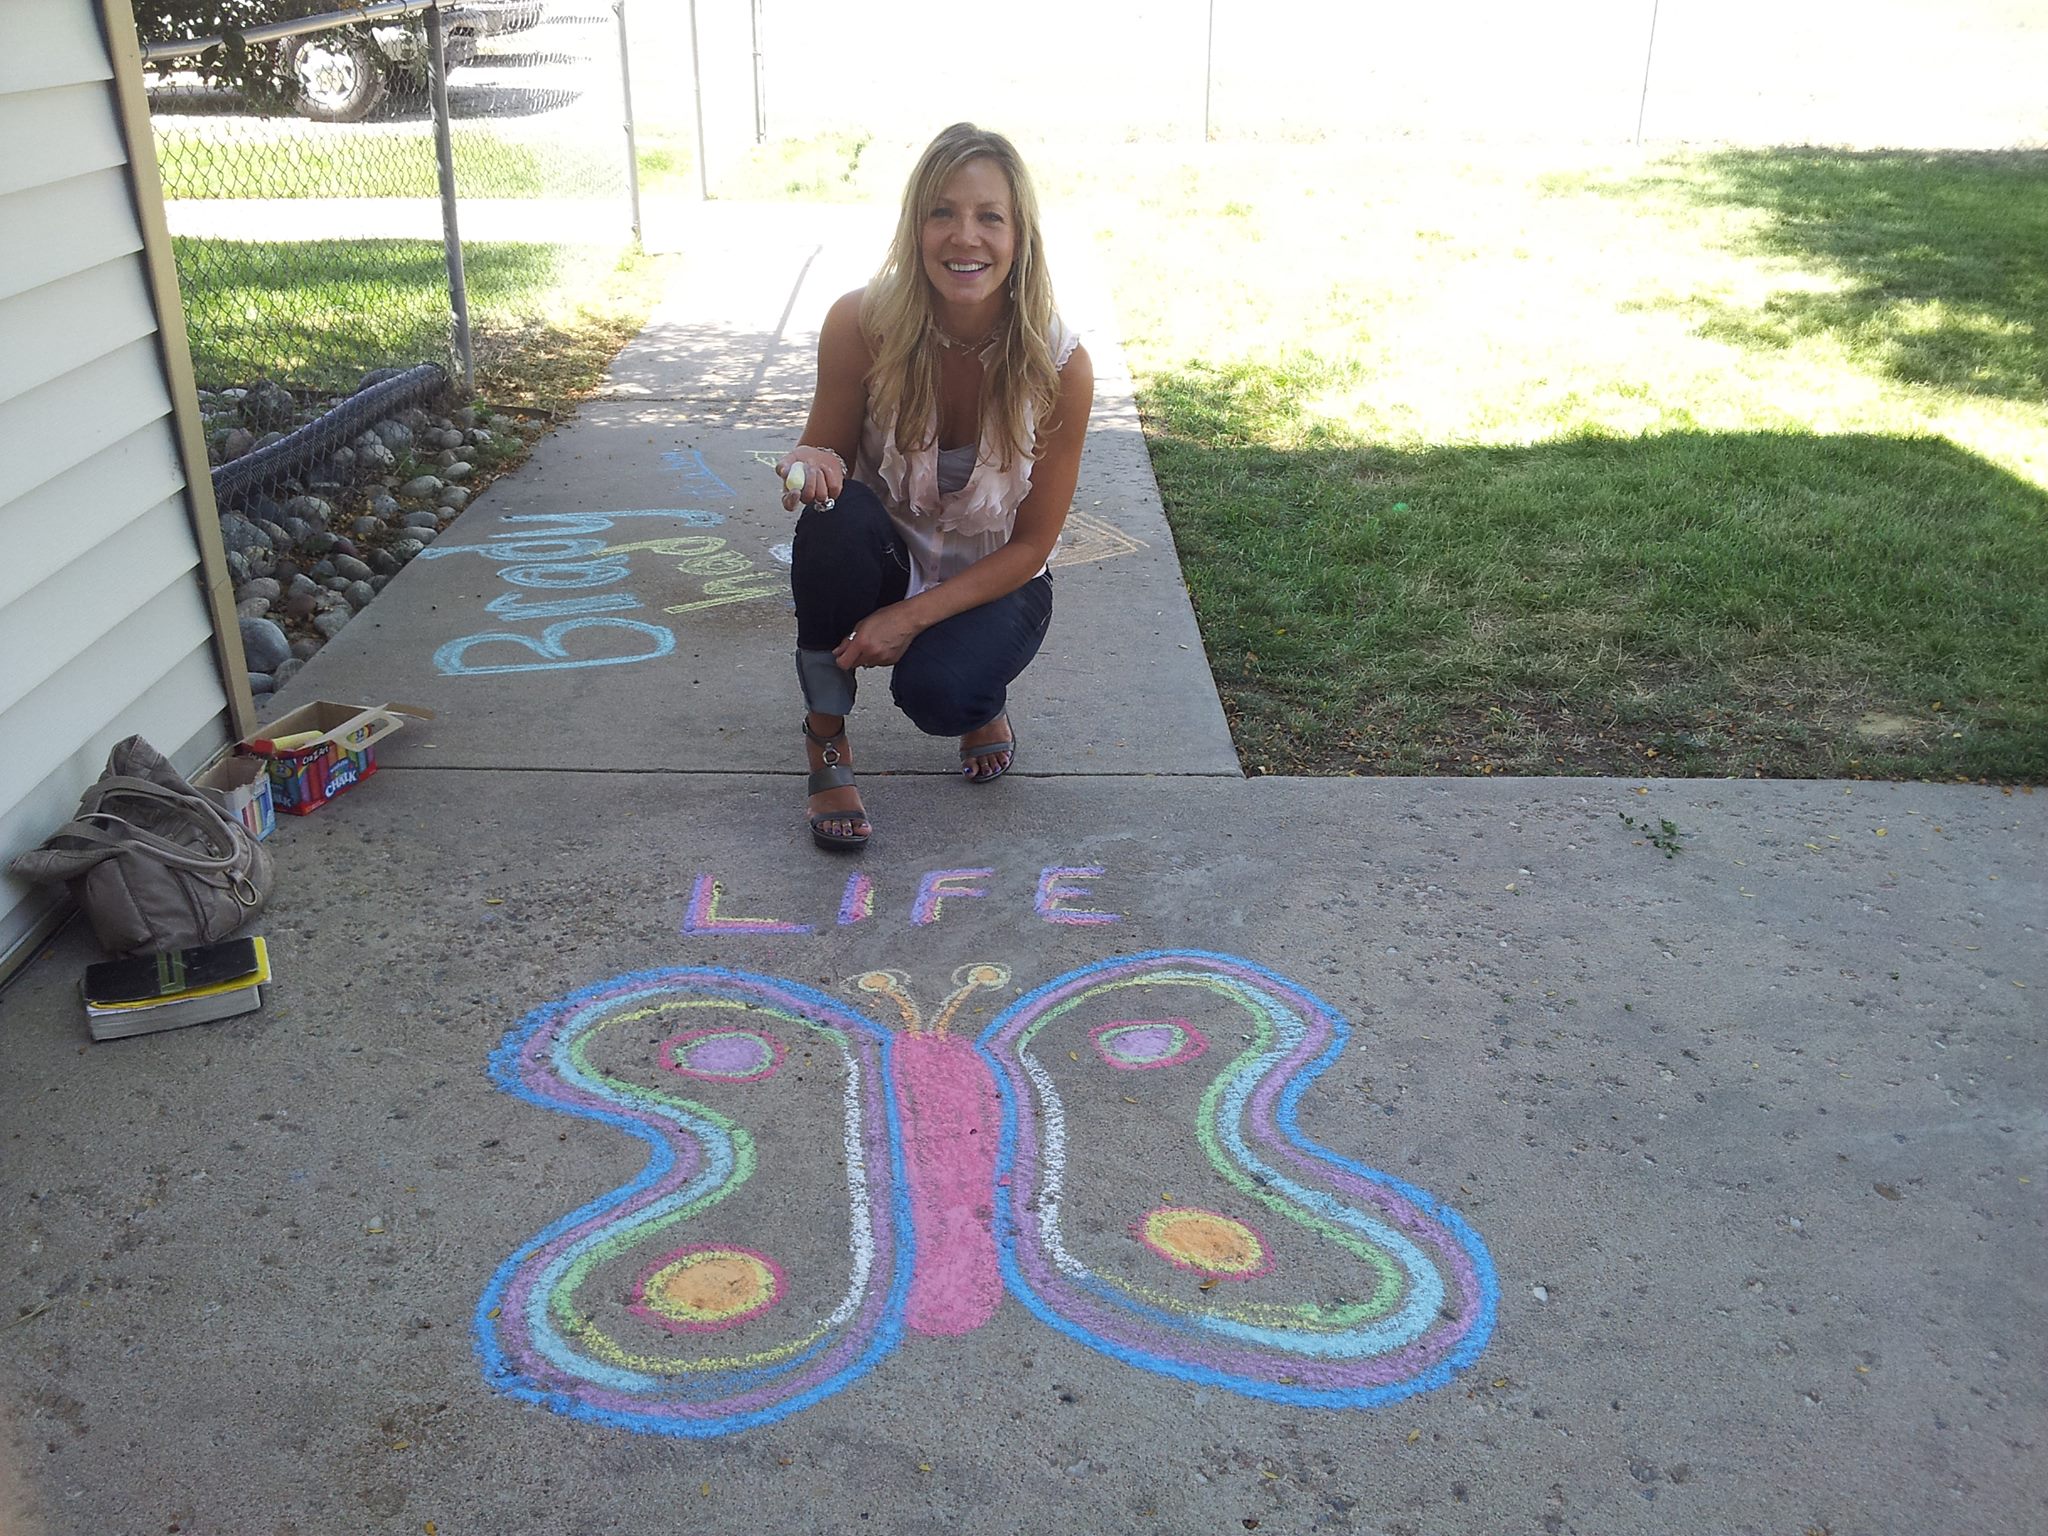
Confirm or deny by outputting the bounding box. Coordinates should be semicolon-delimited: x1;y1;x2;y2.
662;1027;785;1083
629;1245;784;1333
1090;1017;1208;1071
1134;1207;1275;1280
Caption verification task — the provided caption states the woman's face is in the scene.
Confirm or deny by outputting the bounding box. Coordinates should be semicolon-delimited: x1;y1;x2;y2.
919;156;1017;314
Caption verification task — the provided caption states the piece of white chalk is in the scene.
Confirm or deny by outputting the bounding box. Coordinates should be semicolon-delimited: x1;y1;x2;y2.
785;464;807;494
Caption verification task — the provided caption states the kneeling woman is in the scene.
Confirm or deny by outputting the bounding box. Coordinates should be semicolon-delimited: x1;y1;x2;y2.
776;123;1093;851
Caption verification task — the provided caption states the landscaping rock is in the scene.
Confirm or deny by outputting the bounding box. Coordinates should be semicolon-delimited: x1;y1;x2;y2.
218;514;271;556
247;672;274;693
238;616;291;672
237;577;282;604
239;379;294;430
225;549;250;584
284;495;332;526
328;446;355;478
349;515;384;539
344;580;376;610
312;608;351;641
400;475;443;499
443;461;473;482
289;638;322;662
353;436;397;474
271;657;304;690
389;537;425;562
368;549;401;576
372;419;414;455
401;509;440;530
333;554;372;582
438;486;471;512
235;597;270;620
286;573;320;599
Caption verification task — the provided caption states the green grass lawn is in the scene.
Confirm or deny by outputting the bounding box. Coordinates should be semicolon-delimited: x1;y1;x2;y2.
1070;143;2047;782
175;236;670;407
156;124;624;200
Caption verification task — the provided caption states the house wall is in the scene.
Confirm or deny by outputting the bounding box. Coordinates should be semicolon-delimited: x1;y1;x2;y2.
0;0;251;980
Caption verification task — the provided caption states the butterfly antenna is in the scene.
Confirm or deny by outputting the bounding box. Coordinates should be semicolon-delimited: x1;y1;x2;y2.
850;970;923;1032
930;963;1011;1038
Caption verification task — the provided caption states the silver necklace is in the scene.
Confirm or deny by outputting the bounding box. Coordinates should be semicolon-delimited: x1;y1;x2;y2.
931;320;998;355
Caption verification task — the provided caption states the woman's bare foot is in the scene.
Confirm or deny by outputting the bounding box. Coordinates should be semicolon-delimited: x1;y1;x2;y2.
958;714;1015;782
804;713;870;845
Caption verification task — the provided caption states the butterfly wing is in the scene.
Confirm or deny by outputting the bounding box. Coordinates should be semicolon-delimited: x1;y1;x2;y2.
475;967;913;1437
979;949;1497;1407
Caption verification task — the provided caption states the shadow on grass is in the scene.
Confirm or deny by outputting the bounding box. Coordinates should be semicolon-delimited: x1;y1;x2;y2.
1637;148;2048;404
1144;359;2048;780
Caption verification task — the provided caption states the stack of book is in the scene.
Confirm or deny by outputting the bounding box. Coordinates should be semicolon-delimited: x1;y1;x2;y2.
80;937;271;1041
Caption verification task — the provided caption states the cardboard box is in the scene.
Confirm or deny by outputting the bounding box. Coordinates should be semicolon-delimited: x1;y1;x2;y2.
236;701;434;815
195;753;275;841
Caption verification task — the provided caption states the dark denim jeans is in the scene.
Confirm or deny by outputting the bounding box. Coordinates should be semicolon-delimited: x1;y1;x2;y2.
790;478;1052;736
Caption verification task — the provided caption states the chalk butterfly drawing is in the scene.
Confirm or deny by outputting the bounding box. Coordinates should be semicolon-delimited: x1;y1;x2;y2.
475;951;1498;1437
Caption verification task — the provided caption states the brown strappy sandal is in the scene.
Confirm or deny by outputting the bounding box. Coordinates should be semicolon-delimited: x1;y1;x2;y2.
803;716;870;851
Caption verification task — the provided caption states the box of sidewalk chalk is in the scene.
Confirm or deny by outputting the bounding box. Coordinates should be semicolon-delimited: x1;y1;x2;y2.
235;701;434;815
194;752;276;841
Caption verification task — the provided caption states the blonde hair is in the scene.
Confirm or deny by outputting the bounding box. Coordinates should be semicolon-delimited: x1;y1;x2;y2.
860;124;1062;471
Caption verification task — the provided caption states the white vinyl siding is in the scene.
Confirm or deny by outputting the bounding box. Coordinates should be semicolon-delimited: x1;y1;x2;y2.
0;0;236;976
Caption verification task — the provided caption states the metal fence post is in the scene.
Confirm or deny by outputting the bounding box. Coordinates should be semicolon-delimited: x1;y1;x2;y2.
1203;0;1216;142
689;0;710;199
1635;0;1661;146
424;1;474;392
614;0;643;245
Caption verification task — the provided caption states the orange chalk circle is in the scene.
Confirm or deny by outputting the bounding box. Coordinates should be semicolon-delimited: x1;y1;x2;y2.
1135;1208;1274;1280
631;1246;784;1333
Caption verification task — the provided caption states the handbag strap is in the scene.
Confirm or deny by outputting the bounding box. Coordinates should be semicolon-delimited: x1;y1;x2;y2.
78;775;216;813
62;815;236;872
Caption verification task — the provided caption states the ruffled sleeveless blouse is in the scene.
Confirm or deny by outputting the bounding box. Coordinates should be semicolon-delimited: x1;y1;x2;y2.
855;317;1082;596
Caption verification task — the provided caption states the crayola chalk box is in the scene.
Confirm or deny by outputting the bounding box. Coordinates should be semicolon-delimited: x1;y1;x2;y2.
235;701;433;815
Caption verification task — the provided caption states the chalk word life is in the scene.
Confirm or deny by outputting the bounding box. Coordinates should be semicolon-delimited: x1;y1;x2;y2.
477;951;1500;1439
681;866;1120;935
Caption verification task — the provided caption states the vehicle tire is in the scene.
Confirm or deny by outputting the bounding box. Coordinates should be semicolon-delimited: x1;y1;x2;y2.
283;29;388;123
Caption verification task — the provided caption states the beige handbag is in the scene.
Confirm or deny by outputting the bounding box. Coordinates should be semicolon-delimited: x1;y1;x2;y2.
9;736;273;955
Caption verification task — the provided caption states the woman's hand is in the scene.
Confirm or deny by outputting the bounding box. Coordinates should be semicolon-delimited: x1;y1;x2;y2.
775;446;846;513
833;601;925;670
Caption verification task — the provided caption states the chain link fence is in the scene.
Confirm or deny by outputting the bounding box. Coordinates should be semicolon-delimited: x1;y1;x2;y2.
138;0;639;711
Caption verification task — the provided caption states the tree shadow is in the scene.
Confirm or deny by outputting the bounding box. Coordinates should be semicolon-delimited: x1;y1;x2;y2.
1142;359;2048;780
1633;148;2048;405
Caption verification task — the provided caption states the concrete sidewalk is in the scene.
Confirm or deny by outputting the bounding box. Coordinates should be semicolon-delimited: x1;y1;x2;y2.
1;203;2042;1536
